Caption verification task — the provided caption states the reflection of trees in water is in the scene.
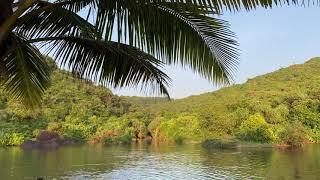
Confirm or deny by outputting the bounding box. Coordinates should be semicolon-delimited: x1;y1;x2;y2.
200;145;320;179
107;143;210;179
266;146;320;179
199;148;274;178
0;145;130;179
0;143;204;179
2;144;320;179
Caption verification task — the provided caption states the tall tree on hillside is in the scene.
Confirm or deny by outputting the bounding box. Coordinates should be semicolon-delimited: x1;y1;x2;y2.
0;0;300;107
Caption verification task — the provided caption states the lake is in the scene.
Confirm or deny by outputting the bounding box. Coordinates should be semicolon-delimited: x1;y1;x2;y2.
1;143;320;179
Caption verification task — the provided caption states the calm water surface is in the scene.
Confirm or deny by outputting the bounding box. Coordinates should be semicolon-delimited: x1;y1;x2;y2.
1;143;320;179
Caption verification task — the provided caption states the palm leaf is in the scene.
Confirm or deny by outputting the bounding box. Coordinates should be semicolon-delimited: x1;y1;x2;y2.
15;1;98;39
29;36;171;97
4;0;304;107
2;33;50;108
17;0;238;83
93;1;239;83
206;0;303;12
55;0;310;15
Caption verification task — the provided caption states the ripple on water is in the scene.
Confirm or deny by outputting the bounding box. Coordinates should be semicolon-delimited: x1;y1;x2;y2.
94;149;256;180
3;144;320;179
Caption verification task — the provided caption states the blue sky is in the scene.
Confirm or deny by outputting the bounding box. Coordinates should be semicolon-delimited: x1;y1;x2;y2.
114;6;320;98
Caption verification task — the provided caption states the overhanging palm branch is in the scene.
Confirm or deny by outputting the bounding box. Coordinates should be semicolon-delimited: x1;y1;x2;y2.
29;36;170;97
0;0;302;107
2;33;50;107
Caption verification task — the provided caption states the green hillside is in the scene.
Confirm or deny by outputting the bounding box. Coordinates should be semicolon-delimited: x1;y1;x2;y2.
127;57;320;145
0;63;136;146
1;57;320;147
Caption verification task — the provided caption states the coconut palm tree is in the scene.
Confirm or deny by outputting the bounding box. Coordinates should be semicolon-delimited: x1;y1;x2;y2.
0;0;298;107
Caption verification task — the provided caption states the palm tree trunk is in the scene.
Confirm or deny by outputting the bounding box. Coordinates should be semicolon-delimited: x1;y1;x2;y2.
0;0;13;76
0;0;37;45
0;0;13;25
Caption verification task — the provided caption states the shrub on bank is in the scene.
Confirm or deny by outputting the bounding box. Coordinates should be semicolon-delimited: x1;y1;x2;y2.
0;131;24;146
309;127;320;142
92;132;132;145
7;133;24;146
114;134;132;144
238;113;276;143
89;117;136;144
63;128;88;142
47;122;64;135
148;117;163;140
280;122;308;147
157;114;202;143
202;139;239;149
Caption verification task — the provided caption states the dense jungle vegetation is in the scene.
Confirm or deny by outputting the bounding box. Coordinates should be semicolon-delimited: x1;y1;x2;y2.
2;57;320;147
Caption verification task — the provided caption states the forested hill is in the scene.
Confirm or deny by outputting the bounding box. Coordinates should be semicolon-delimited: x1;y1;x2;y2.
1;66;132;120
129;57;320;115
0;63;136;146
125;57;320;145
1;58;320;147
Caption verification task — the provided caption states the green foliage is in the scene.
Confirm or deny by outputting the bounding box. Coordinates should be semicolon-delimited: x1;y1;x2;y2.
103;137;113;145
63;129;87;143
290;99;320;128
115;135;133;145
148;117;163;140
127;58;320;146
0;68;136;145
100;134;133;145
202;139;238;149
2;58;320;147
61;117;97;142
174;136;184;144
88;116;148;145
0;131;24;146
156;114;202;142
1;0;252;107
47;122;63;134
238;114;276;143
229;107;250;127
32;129;41;138
308;127;320;143
280;122;308;147
2;36;51;108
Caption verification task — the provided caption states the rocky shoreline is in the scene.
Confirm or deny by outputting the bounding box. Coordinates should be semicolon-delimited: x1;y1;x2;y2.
21;131;75;149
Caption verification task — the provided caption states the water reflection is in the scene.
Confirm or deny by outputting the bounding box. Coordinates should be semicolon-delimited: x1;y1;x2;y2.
1;144;320;179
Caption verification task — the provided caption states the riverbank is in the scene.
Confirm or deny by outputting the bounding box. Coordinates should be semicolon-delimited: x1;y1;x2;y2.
21;131;75;149
15;133;311;150
201;139;313;150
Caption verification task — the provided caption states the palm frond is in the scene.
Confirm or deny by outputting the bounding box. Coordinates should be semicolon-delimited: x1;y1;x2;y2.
2;33;50;108
29;36;171;97
15;1;98;39
93;1;239;83
55;0;311;15
1;0;310;108
18;0;239;83
206;0;304;12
